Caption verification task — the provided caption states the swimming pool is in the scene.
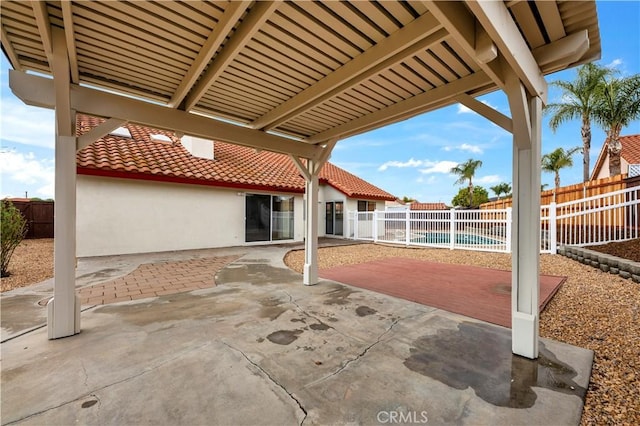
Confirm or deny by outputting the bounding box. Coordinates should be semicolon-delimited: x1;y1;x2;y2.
411;232;502;245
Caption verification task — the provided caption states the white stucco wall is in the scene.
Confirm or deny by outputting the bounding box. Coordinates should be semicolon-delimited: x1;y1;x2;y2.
77;175;304;257
77;175;388;257
594;156;630;180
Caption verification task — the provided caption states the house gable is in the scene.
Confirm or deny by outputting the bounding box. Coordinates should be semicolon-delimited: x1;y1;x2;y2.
591;134;640;180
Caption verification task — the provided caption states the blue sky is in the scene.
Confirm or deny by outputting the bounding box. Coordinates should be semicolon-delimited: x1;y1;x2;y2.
1;1;639;203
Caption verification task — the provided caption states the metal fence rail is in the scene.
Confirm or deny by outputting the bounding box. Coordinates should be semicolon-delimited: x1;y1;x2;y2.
347;186;640;254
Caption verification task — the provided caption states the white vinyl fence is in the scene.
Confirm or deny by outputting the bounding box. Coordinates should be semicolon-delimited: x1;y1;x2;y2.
347;186;640;254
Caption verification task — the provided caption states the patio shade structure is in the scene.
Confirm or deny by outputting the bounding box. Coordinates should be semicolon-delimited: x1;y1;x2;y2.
1;0;600;359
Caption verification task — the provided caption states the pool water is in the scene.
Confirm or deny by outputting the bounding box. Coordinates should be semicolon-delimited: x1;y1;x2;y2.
411;232;501;245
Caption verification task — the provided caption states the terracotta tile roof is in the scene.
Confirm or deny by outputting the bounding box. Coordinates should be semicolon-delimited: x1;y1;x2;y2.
410;202;448;210
591;134;640;179
76;115;395;201
620;135;640;165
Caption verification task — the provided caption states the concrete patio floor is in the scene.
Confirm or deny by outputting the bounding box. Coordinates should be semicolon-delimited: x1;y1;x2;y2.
1;243;593;425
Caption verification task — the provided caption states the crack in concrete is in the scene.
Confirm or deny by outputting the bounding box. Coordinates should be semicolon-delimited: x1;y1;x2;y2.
3;342;211;425
304;313;420;389
221;341;308;426
81;361;89;389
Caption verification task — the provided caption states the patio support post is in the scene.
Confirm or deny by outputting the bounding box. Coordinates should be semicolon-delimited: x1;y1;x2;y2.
290;139;337;286
304;166;319;285
47;27;81;339
507;73;542;359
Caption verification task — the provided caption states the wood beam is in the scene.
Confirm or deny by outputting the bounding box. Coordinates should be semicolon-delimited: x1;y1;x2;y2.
31;0;53;66
169;1;251;108
251;13;444;131
51;28;72;137
60;0;80;84
77;118;127;151
533;30;590;74
455;93;512;133
426;1;506;89
10;71;323;160
505;71;531;149
466;0;548;102
290;156;311;180
475;25;497;64
0;24;22;71
306;71;489;143
183;1;279;111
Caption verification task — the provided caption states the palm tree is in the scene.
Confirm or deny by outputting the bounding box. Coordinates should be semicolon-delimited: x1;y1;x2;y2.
490;182;512;207
541;147;581;202
592;74;640;176
490;182;512;200
545;63;614;182
450;159;482;207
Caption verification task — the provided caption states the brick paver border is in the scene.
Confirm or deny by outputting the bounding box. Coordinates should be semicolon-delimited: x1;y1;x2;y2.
78;255;242;305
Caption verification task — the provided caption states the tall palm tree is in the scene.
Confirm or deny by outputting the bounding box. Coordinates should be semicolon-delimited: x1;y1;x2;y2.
545;63;613;182
450;159;483;207
593;74;640;176
541;147;581;201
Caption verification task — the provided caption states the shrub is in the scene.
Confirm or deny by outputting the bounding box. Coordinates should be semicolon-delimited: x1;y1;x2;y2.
1;200;28;277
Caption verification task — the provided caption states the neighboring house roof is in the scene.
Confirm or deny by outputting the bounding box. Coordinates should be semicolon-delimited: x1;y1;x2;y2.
76;116;395;201
591;134;640;180
410;202;448;210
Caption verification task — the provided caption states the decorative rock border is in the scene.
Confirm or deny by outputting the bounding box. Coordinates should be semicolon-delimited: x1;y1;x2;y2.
558;246;640;283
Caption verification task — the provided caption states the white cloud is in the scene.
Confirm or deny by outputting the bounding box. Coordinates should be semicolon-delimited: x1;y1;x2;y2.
0;150;54;198
443;143;483;154
419;160;458;174
607;58;622;68
378;158;423;171
0;98;55;148
475;175;502;185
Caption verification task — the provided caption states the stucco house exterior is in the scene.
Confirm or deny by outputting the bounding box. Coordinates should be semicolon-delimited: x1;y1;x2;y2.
591;135;640;180
76;116;395;257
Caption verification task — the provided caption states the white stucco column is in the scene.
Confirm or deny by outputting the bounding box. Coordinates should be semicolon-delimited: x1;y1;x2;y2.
509;81;542;359
303;161;319;285
47;27;81;339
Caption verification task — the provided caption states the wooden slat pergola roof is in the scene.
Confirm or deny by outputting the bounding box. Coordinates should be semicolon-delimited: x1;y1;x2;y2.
1;0;600;152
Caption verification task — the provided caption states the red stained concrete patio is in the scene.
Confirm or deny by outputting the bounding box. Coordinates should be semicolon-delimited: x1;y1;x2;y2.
320;257;566;329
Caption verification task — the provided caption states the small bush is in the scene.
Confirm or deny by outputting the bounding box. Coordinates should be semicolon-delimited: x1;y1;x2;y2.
1;200;28;277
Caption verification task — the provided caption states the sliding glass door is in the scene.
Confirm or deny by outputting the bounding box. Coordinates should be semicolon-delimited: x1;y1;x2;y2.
272;196;294;240
325;201;344;236
245;194;271;242
245;194;295;242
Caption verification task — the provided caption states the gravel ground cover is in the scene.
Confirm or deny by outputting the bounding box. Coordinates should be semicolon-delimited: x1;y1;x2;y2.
285;243;640;426
1;238;53;292
3;238;638;424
